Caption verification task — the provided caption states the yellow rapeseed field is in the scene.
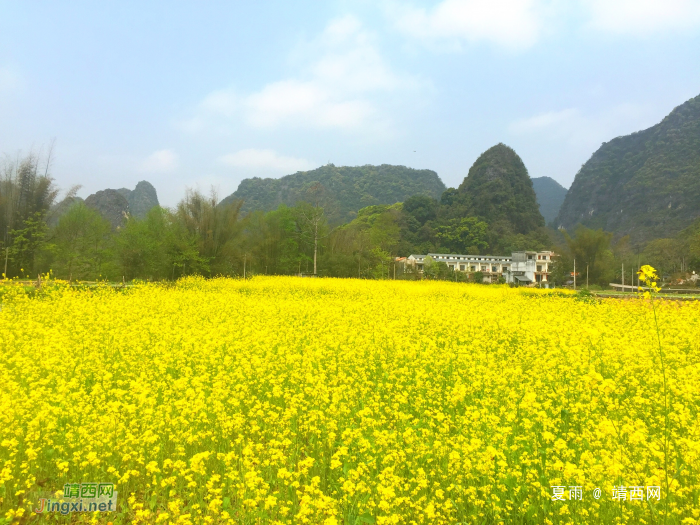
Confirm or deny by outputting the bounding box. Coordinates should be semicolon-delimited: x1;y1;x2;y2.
0;277;699;524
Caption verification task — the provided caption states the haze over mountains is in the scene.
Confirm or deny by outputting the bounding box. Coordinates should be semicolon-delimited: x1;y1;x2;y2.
531;177;568;225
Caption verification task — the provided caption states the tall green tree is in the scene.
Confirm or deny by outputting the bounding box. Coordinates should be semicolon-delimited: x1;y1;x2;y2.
1;151;58;277
564;226;614;286
176;189;244;275
114;206;197;280
51;202;112;280
434;217;488;254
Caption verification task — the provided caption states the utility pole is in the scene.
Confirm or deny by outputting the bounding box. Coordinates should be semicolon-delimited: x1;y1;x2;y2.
573;259;576;290
243;254;246;279
313;219;318;276
622;263;624;287
393;261;396;280
586;265;589;289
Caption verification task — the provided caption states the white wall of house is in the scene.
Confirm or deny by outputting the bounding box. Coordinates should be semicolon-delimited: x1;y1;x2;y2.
405;250;555;284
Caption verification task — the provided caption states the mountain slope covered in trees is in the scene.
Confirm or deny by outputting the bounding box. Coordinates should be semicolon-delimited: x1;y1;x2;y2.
220;164;446;226
532;176;568;225
556;93;700;243
442;143;545;237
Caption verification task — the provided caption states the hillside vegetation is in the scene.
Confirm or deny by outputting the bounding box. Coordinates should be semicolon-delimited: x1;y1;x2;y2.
444;143;545;236
556;93;700;243
220;164;446;226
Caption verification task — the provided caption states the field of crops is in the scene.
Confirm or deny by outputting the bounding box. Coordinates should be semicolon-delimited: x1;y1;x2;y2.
0;277;698;524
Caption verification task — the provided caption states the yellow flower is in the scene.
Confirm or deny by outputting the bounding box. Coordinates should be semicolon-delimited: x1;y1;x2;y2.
0;276;697;523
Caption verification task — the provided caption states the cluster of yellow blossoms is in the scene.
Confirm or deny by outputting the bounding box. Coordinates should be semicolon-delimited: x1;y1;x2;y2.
0;277;698;524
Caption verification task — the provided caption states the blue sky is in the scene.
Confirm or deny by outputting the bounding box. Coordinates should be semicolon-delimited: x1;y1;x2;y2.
2;1;700;206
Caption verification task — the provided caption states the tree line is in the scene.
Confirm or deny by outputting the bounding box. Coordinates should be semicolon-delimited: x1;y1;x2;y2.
3;151;699;286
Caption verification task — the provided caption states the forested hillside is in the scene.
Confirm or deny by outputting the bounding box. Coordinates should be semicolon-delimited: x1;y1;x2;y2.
324;144;551;268
443;144;544;234
436;144;547;252
220;164;446;225
556;93;700;243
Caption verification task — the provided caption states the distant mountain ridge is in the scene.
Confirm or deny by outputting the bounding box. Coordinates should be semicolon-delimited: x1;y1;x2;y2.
556;93;700;243
532;176;568;225
85;190;130;229
51;180;160;229
117;181;160;219
221;164;446;225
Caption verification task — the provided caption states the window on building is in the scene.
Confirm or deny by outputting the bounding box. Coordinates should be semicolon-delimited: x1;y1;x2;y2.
492;266;497;272
471;265;476;271
537;265;542;271
460;264;465;271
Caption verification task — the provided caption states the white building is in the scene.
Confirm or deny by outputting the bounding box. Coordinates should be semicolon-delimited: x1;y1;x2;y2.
406;251;555;285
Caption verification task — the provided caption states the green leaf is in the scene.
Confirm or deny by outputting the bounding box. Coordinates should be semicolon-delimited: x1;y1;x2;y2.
355;513;375;524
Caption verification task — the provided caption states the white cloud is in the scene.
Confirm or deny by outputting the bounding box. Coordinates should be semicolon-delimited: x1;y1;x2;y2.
508;104;657;148
219;149;313;173
244;79;374;128
140;149;179;173
389;0;544;51
509;108;580;134
200;90;238;117
584;0;700;36
188;15;411;132
388;0;700;50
